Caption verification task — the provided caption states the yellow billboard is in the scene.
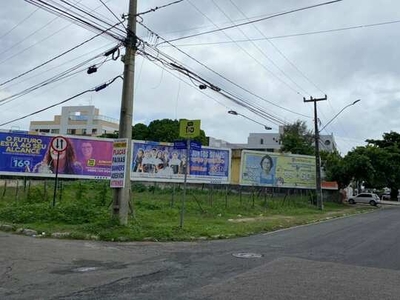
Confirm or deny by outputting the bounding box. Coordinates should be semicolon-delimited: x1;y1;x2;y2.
240;150;316;188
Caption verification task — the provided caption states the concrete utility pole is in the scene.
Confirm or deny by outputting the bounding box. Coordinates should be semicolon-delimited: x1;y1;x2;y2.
303;95;327;210
113;0;138;225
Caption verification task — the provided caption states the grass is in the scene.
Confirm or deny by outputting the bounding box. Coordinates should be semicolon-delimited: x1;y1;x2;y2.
0;180;377;241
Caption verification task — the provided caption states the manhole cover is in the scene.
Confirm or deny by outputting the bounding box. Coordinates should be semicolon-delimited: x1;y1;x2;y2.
73;267;99;273
232;252;263;259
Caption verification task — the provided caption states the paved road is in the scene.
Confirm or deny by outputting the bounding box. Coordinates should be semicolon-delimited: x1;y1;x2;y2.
2;206;400;299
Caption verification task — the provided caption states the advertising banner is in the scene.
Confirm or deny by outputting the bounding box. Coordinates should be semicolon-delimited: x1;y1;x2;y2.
110;139;128;188
0;132;113;179
131;140;231;184
240;150;316;188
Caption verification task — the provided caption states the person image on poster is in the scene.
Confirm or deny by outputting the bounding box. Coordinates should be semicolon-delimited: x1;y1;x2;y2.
179;154;188;175
259;154;276;185
154;150;164;172
33;138;83;174
162;150;169;168
80;141;94;168
168;151;181;174
141;150;155;173
133;148;144;172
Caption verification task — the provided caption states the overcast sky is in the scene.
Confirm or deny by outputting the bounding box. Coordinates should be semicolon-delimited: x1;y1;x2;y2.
1;0;399;154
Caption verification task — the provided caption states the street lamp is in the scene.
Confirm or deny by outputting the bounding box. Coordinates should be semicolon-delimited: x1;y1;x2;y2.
315;98;361;210
228;110;272;130
319;99;361;132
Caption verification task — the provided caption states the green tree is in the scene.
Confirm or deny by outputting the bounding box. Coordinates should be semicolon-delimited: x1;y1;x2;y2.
132;123;150;140
99;119;208;145
280;120;314;155
365;132;400;199
320;150;351;188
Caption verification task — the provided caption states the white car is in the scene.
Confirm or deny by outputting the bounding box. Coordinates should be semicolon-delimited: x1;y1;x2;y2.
348;193;381;206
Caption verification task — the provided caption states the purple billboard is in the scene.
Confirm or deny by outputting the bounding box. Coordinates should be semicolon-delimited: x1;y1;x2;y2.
0;132;113;179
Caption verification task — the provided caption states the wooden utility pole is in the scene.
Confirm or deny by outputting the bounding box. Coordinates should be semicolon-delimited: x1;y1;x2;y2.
303;95;327;210
113;0;138;224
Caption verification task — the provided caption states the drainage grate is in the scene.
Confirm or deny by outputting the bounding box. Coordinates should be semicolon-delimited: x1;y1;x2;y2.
232;252;263;259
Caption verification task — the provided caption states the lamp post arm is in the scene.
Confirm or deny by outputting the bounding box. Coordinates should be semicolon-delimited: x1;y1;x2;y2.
319;99;360;133
228;110;272;130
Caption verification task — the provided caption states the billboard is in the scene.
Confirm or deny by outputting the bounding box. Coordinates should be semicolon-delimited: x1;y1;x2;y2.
131;140;231;184
240;150;316;188
110;139;128;188
0;132;113;179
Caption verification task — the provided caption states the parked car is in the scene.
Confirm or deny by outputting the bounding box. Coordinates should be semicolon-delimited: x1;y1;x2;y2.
348;193;380;206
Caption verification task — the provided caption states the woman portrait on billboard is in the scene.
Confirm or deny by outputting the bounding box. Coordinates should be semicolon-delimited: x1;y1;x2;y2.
33;138;83;174
259;154;276;185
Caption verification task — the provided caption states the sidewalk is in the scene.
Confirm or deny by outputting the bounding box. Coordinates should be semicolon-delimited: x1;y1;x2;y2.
380;200;400;205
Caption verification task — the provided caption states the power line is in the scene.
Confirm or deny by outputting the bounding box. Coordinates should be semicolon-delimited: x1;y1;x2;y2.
136;0;184;17
163;0;343;44
138;43;287;125
171;19;400;47
26;0;126;41
0;45;119;106
227;0;324;96
0;75;123;127
98;0;122;25
0;7;40;40
0;0;123;67
0;24;122;87
3;41;116;90
208;0;310;97
140;22;310;119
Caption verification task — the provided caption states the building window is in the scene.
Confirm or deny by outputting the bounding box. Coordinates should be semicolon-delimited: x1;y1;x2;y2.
67;129;76;135
82;129;87;135
51;129;59;134
260;138;264;145
39;129;50;133
92;128;97;135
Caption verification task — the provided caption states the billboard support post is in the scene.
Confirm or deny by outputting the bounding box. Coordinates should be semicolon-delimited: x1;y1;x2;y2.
52;151;60;207
50;136;68;207
180;138;190;228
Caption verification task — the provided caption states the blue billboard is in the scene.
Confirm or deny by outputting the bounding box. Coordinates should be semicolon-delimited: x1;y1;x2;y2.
131;140;231;184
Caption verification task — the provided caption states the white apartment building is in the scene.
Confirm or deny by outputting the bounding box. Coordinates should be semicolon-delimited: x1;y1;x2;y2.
209;126;337;153
29;105;119;136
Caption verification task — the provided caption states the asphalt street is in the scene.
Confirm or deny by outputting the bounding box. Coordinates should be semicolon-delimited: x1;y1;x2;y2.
2;206;400;299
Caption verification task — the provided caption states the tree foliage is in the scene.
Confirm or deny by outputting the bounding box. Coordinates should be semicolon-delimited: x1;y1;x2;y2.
100;119;208;145
320;150;351;188
280;120;314;155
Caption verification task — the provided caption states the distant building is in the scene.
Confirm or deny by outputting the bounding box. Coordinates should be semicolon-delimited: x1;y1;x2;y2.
209;126;337;153
29;105;119;136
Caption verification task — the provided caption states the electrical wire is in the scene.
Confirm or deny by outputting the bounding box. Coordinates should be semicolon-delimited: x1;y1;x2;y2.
98;0;122;25
25;0;126;41
0;7;40;40
137;45;287;125
140;50;275;129
207;0;310;97
0;75;123;127
0;46;119;106
136;0;184;17
171;19;400;47
0;0;120;68
3;42;116;90
139;22;310;119
227;0;324;95
163;0;343;44
0;24;122;87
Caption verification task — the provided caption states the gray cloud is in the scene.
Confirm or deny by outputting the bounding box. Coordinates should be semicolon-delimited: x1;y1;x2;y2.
1;0;399;154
